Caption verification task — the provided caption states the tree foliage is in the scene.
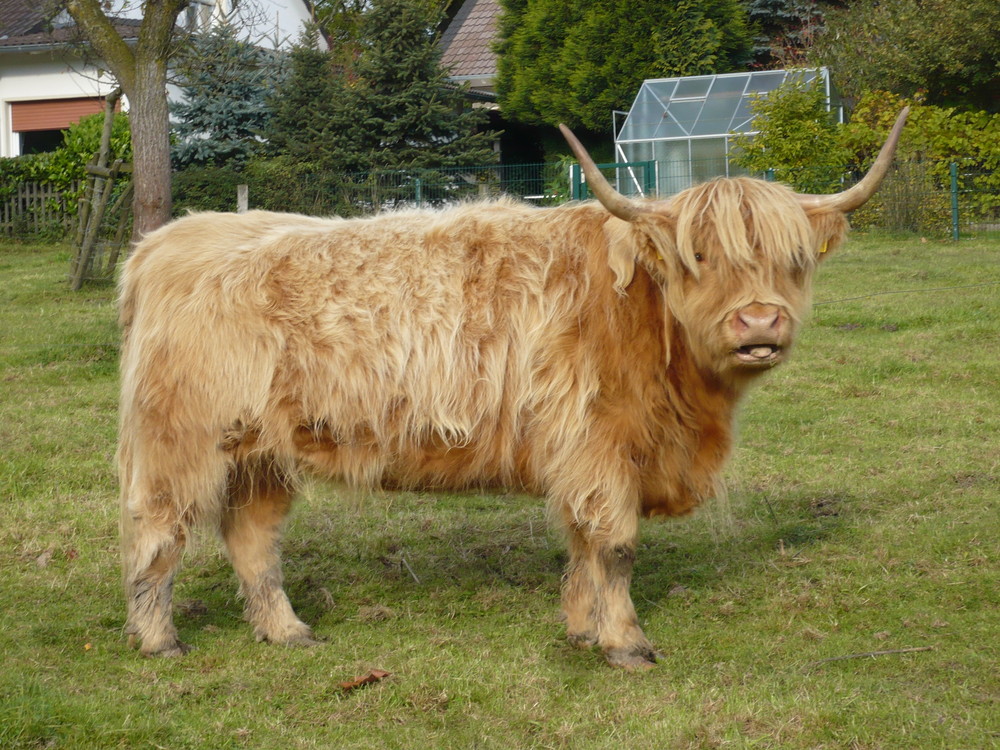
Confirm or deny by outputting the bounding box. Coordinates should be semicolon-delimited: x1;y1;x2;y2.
744;0;832;68
266;0;496;174
496;0;753;131
263;26;339;167
171;23;284;168
842;91;1000;221
730;74;849;192
730;82;1000;230
842;92;1000;169
344;0;496;169
813;0;1000;112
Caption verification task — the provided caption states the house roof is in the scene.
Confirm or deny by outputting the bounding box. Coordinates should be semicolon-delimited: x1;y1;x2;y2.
439;0;500;80
0;0;51;37
0;0;140;49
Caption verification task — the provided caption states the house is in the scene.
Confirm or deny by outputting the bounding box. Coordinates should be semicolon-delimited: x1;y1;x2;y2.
0;0;317;158
440;0;554;165
439;0;500;103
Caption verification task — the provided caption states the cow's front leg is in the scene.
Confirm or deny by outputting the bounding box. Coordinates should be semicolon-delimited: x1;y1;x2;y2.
562;522;657;670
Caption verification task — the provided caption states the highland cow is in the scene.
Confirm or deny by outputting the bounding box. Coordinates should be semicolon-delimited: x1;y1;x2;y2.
117;110;908;668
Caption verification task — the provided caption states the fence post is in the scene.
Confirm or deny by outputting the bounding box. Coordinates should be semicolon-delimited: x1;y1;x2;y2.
414;177;423;207
764;168;776;182
642;160;656;197
570;164;582;200
950;162;960;241
237;184;248;213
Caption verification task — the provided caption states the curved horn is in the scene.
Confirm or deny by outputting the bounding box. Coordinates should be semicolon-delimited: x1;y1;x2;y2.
559;123;652;222
798;107;910;213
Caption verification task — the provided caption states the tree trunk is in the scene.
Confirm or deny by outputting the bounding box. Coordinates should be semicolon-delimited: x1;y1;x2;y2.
128;60;174;239
64;0;186;242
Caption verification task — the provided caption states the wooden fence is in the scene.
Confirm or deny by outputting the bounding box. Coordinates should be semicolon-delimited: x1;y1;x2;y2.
0;181;79;237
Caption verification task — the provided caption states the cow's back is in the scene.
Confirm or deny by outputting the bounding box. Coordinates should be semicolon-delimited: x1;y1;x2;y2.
119;205;597;488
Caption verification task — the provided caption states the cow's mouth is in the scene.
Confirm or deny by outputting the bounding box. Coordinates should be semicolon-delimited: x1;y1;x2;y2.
733;344;782;366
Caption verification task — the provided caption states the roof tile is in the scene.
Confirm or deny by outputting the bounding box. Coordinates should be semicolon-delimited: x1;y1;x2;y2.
439;0;501;79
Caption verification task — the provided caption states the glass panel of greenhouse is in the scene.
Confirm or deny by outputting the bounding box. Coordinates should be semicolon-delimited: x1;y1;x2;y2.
615;68;840;196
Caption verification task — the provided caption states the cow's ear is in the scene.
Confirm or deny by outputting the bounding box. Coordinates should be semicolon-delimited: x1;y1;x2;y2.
809;210;849;263
603;217;638;292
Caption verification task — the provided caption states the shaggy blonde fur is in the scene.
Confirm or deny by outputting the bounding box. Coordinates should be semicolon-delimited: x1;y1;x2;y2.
118;181;848;667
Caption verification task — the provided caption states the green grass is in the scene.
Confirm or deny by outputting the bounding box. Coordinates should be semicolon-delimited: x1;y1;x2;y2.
1;235;998;749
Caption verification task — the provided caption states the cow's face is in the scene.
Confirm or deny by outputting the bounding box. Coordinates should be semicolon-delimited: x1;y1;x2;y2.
605;192;846;383
653;184;848;382
561;109;908;383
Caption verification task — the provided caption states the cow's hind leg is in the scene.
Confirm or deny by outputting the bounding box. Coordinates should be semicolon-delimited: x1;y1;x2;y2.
562;521;657;670
222;461;316;646
120;438;228;656
122;509;190;657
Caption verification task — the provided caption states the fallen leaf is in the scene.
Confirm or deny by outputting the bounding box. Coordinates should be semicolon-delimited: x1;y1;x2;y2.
339;669;391;692
35;550;53;568
84;643;92;651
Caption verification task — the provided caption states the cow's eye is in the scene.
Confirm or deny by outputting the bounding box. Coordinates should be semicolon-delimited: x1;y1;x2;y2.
694;253;705;262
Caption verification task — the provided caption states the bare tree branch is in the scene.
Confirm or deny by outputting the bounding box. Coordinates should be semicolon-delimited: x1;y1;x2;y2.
64;0;137;92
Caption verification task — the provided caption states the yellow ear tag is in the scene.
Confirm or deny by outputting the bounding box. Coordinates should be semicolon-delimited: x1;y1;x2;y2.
819;240;829;254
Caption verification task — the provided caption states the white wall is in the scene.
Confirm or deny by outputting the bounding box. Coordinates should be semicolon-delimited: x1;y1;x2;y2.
227;0;320;49
0;51;119;157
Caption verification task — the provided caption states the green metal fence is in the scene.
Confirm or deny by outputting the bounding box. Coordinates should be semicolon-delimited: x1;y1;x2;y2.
238;157;995;239
569;160;657;201
835;160;996;239
243;162;572;218
5;159;995;242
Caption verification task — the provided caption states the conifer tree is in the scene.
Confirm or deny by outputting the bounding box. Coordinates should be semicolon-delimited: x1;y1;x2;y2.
346;0;495;170
172;23;284;167
496;0;753;131
263;25;343;166
266;0;496;174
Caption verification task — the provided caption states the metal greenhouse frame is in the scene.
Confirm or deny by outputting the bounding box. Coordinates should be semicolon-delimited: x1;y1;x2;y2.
613;68;842;196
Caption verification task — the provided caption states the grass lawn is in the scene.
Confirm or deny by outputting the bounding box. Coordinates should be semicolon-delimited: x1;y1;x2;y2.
1;233;998;749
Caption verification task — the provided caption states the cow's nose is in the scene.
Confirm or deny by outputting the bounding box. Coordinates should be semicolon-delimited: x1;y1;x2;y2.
735;304;781;336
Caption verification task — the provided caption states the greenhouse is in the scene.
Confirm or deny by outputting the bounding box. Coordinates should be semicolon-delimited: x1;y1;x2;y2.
613;68;841;196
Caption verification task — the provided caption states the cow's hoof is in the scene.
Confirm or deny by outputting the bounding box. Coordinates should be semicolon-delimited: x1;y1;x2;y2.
259;624;320;648
567;631;598;650
604;645;658;671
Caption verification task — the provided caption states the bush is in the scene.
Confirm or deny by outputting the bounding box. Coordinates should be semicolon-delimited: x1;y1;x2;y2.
49;112;132;187
842;92;1000;226
0;156;50;201
172;159;363;217
0;112;132;210
172;167;244;215
730;74;851;194
848;161;952;235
